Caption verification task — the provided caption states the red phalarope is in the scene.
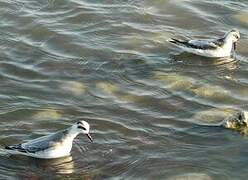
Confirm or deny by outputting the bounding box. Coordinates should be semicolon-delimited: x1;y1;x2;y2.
5;121;93;159
168;29;240;58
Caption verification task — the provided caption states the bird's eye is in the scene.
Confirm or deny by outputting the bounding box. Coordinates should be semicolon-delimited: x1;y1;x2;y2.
234;34;239;39
238;114;242;120
78;126;86;130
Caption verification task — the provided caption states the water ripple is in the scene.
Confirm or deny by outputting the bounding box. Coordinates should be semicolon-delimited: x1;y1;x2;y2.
1;0;248;179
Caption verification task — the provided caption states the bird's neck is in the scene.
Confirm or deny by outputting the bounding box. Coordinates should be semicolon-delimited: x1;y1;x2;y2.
222;36;233;51
66;127;80;141
223;33;234;43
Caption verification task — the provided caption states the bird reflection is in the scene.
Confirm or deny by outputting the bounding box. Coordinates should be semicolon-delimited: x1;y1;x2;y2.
31;155;75;175
0;153;75;179
168;52;239;79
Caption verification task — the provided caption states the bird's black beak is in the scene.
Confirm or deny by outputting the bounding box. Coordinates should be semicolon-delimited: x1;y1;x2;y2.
86;133;93;142
233;42;237;51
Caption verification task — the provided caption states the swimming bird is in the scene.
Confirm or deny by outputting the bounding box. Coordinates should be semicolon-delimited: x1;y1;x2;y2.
5;121;93;159
168;29;240;58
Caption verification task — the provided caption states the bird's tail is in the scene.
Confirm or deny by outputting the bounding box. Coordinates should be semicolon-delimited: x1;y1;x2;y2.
5;145;13;150
5;144;26;152
167;38;188;46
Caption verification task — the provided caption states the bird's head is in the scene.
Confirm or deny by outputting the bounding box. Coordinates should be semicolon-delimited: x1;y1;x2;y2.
229;29;240;43
225;29;240;50
72;120;93;142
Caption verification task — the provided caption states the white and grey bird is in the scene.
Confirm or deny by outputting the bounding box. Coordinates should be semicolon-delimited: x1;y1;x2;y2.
5;121;93;159
168;29;240;58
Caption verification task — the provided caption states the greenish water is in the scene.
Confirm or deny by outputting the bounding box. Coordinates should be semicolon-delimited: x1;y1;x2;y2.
0;0;248;179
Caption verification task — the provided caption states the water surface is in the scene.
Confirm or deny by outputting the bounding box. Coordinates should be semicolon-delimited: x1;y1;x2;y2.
0;0;248;179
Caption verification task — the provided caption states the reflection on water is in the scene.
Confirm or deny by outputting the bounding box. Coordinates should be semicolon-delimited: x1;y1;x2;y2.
193;85;230;101
1;0;248;179
96;82;119;96
153;71;195;91
33;109;62;120
167;173;212;180
153;70;234;103
35;156;75;175
5;155;75;179
60;81;86;96
193;108;235;125
233;11;248;25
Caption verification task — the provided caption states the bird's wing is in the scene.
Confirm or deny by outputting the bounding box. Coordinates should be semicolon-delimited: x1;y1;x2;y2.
6;129;68;153
168;38;222;50
187;39;219;50
211;37;225;47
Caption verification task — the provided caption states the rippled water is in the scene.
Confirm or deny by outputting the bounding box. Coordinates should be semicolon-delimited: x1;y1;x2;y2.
1;0;248;179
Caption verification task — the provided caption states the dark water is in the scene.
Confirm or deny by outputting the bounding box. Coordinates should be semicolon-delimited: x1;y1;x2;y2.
0;0;248;179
